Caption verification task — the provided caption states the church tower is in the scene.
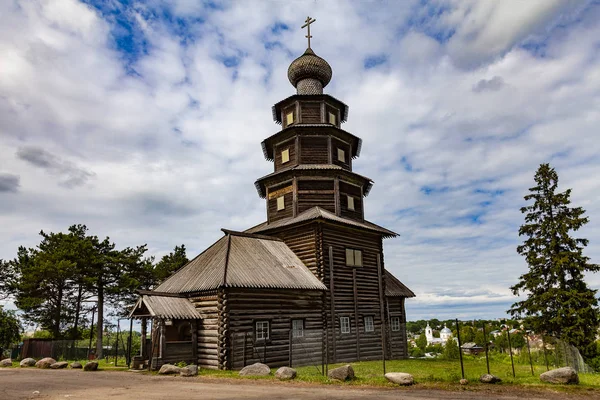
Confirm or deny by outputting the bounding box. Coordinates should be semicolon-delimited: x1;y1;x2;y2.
248;17;414;362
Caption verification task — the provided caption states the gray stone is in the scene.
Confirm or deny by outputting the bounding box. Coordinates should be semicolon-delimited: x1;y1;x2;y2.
275;367;296;380
384;372;414;386
35;358;57;369
179;365;198;377
480;374;501;384
459;378;469;385
20;358;36;367
83;361;98;371
239;363;271;377
328;364;355;381
70;362;82;369
50;361;69;369
158;364;181;375
0;358;12;367
540;367;579;384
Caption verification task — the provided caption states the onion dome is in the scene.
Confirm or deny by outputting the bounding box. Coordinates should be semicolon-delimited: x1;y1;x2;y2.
287;48;332;95
441;326;452;334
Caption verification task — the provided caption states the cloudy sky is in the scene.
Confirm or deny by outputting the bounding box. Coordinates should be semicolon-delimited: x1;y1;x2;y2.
1;0;599;321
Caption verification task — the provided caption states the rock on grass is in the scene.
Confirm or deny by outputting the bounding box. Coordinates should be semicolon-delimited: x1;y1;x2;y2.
540;367;579;384
385;372;414;386
239;363;270;377
328;365;354;381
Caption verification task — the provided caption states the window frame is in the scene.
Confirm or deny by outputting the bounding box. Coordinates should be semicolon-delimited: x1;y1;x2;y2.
345;248;363;267
340;316;351;334
276;196;285;211
292;319;304;338
364;316;374;333
286;112;294;126
391;317;401;332
328;111;336;125
337;148;345;162
255;320;270;341
347;195;355;211
281;148;290;164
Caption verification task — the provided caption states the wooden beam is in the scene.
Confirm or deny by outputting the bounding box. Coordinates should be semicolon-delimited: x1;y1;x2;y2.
377;254;388;362
328;246;337;363
135;290;184;298
353;268;360;361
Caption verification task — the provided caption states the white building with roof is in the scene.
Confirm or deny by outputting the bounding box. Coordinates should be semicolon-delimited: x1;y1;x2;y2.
425;323;453;346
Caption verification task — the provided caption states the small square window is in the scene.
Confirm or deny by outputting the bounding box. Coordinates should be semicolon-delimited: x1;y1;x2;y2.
286;112;294;125
337;148;345;162
346;249;362;267
340;317;350;334
328;112;336;125
281;149;290;163
391;317;400;332
292;319;304;338
364;316;374;332
256;321;269;340
347;196;355;211
277;196;285;211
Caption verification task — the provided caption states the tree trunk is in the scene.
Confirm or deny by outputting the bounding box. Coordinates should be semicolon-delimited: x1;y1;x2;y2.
54;285;63;338
96;280;104;358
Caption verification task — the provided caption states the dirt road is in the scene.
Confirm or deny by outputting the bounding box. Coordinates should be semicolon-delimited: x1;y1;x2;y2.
0;368;596;400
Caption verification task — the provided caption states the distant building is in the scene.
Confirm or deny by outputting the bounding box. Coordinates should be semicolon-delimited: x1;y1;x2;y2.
425;323;452;346
461;342;484;355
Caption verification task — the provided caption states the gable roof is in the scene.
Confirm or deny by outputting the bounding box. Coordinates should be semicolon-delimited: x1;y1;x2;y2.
384;270;415;298
129;295;203;319
246;206;398;238
155;230;327;294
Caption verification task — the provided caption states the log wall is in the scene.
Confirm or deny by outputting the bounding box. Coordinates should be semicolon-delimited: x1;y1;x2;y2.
387;297;408;359
189;293;220;369
297;179;336;214
274;138;297;171
300;101;322;123
300;137;329;164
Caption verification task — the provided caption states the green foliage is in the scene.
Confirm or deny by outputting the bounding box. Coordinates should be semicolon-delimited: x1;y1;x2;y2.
425;344;444;354
0;307;21;350
153;245;188;284
409;347;424;357
31;330;54;339
442;338;459;360
415;333;427;351
509;164;600;360
175;361;188;368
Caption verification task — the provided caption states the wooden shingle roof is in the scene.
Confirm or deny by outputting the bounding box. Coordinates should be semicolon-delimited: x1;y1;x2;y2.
154;230;327;294
129;295;203;319
384;270;415;298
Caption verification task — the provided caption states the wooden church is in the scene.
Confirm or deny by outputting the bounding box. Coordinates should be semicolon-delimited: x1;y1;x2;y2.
130;18;414;370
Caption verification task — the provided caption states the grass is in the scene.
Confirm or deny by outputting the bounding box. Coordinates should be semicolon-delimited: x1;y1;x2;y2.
2;357;129;371
197;356;600;394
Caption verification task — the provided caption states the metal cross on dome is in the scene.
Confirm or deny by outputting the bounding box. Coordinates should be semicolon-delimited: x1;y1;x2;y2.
301;16;316;49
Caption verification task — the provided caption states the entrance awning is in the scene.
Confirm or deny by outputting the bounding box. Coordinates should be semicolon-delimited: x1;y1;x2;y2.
128;294;203;319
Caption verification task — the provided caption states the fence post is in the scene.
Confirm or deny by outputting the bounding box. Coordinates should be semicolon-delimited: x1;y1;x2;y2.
455;319;465;380
482;322;490;375
114;321;120;367
526;335;534;376
263;327;266;364
127;318;133;368
541;335;549;371
506;329;515;378
289;329;293;368
242;333;247;367
324;326;329;377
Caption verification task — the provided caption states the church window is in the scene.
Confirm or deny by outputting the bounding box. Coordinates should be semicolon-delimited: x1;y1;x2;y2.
281;148;290;163
328;111;336;125
256;321;269;340
340;317;350;334
286;112;294;125
391;317;400;332
345;248;362;267
337;148;345;162
364;316;374;332
277;196;285;211
347;196;355;211
292;319;304;338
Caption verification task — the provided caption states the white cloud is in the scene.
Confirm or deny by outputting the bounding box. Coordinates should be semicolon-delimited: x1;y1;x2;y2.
1;0;599;321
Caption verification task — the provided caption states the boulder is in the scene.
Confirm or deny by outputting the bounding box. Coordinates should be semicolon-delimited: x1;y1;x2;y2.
540;367;579;384
179;365;198;377
0;358;12;367
83;361;99;371
50;361;69;369
239;363;271;377
158;364;181;375
384;372;414;386
70;362;82;369
275;367;297;380
460;379;469;385
328;364;355;381
20;358;36;367
480;374;501;384
35;358;57;369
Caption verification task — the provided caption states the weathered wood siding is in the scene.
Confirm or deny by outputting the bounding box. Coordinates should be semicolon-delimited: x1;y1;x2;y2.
278;225;319;278
267;183;294;222
331;138;351;169
301;102;322;123
322;225;385;363
300;137;329;164
325;104;340;127
226;288;323;369
387;297;408;359
297;179;335;214
282;104;297;128
189;293;219;369
274;138;297;171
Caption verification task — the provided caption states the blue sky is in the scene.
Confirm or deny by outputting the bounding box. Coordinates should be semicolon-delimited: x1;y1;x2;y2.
1;0;600;322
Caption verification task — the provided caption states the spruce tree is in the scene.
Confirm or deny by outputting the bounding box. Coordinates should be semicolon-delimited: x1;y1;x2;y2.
509;163;599;359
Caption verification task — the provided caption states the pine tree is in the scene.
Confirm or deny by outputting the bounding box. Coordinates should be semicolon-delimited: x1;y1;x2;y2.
509;163;600;360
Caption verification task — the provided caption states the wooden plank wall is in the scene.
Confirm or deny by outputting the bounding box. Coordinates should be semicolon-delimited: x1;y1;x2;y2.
189;294;219;369
274;138;296;171
300;137;329;164
267;183;294;222
322;225;385;363
387;297;408;359
301;102;322;123
226;288;323;369
339;181;363;221
331;138;351;169
297;180;336;214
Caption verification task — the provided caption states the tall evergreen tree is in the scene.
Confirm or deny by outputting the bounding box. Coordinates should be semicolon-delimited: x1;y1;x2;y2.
509;163;599;359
